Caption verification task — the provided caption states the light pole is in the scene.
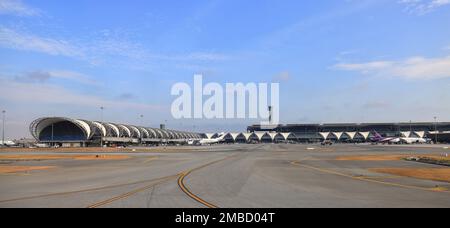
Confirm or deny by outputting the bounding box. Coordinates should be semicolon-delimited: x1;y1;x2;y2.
100;107;104;147
410;120;412;133
51;123;54;147
434;117;438;144
140;115;144;145
1;110;5;145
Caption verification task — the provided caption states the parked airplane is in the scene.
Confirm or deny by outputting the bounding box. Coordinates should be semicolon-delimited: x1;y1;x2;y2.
34;143;50;148
401;137;428;144
195;133;226;145
370;132;399;144
0;140;17;147
371;131;429;144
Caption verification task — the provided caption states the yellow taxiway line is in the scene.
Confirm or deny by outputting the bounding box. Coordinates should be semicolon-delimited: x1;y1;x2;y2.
177;154;240;208
178;171;218;208
88;155;237;208
87;174;179;208
142;156;159;164
290;161;450;193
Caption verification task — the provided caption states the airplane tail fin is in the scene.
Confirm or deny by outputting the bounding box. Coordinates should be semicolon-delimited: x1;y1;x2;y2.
218;133;227;140
373;131;382;139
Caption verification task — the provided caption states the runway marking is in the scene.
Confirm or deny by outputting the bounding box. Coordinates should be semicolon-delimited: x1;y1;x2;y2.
142;156;159;164
290;161;450;193
178;155;237;208
0;173;31;176
0;165;56;174
90;155;237;208
361;176;403;180
1;147;249;208
178;171;218;208
177;154;241;208
87;174;179;208
0;175;178;204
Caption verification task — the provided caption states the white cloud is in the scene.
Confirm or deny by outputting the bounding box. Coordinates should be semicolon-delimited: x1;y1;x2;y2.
0;27;150;64
89;35;147;60
0;27;83;58
0;0;39;16
335;61;393;73
47;71;99;86
181;52;229;61
13;70;98;86
0;72;163;139
0;78;163;111
334;55;450;80
399;0;450;14
0;26;229;68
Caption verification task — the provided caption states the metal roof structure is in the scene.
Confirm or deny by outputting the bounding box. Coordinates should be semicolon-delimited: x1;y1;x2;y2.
30;117;202;143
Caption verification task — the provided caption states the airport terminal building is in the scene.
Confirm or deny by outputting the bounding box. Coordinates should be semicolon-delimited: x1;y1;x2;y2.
29;117;450;146
247;122;450;143
30;117;202;147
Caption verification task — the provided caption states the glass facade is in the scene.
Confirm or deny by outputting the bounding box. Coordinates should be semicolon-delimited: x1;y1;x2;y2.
39;121;86;141
248;122;450;142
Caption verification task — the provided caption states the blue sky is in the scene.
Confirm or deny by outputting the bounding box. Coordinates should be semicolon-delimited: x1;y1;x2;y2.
1;0;450;139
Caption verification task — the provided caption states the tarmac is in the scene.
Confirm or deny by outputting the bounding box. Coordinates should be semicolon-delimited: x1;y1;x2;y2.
0;144;449;208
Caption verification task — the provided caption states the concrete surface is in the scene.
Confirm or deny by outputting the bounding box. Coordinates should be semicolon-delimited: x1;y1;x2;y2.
0;144;449;208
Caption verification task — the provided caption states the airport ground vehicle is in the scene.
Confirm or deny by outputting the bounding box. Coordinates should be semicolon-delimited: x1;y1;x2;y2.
321;140;333;146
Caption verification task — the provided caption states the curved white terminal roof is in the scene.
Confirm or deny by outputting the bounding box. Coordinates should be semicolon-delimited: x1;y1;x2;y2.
30;117;201;142
281;133;293;140
254;133;266;140
242;133;252;141
228;133;240;141
129;126;141;138
73;120;91;137
319;132;331;140
159;129;170;139
29;117;106;140
30;117;91;140
268;133;278;140
92;122;107;137
333;132;344;140
147;128;158;138
178;132;186;139
345;132;357;140
172;131;180;139
140;127;150;138
401;131;411;137
167;130;176;139
414;131;426;138
106;123;120;137
358;132;371;140
212;132;295;141
118;125;131;137
152;128;162;138
274;133;285;140
163;130;172;139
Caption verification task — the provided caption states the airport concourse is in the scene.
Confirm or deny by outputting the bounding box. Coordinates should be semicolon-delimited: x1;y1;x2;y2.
26;117;450;147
